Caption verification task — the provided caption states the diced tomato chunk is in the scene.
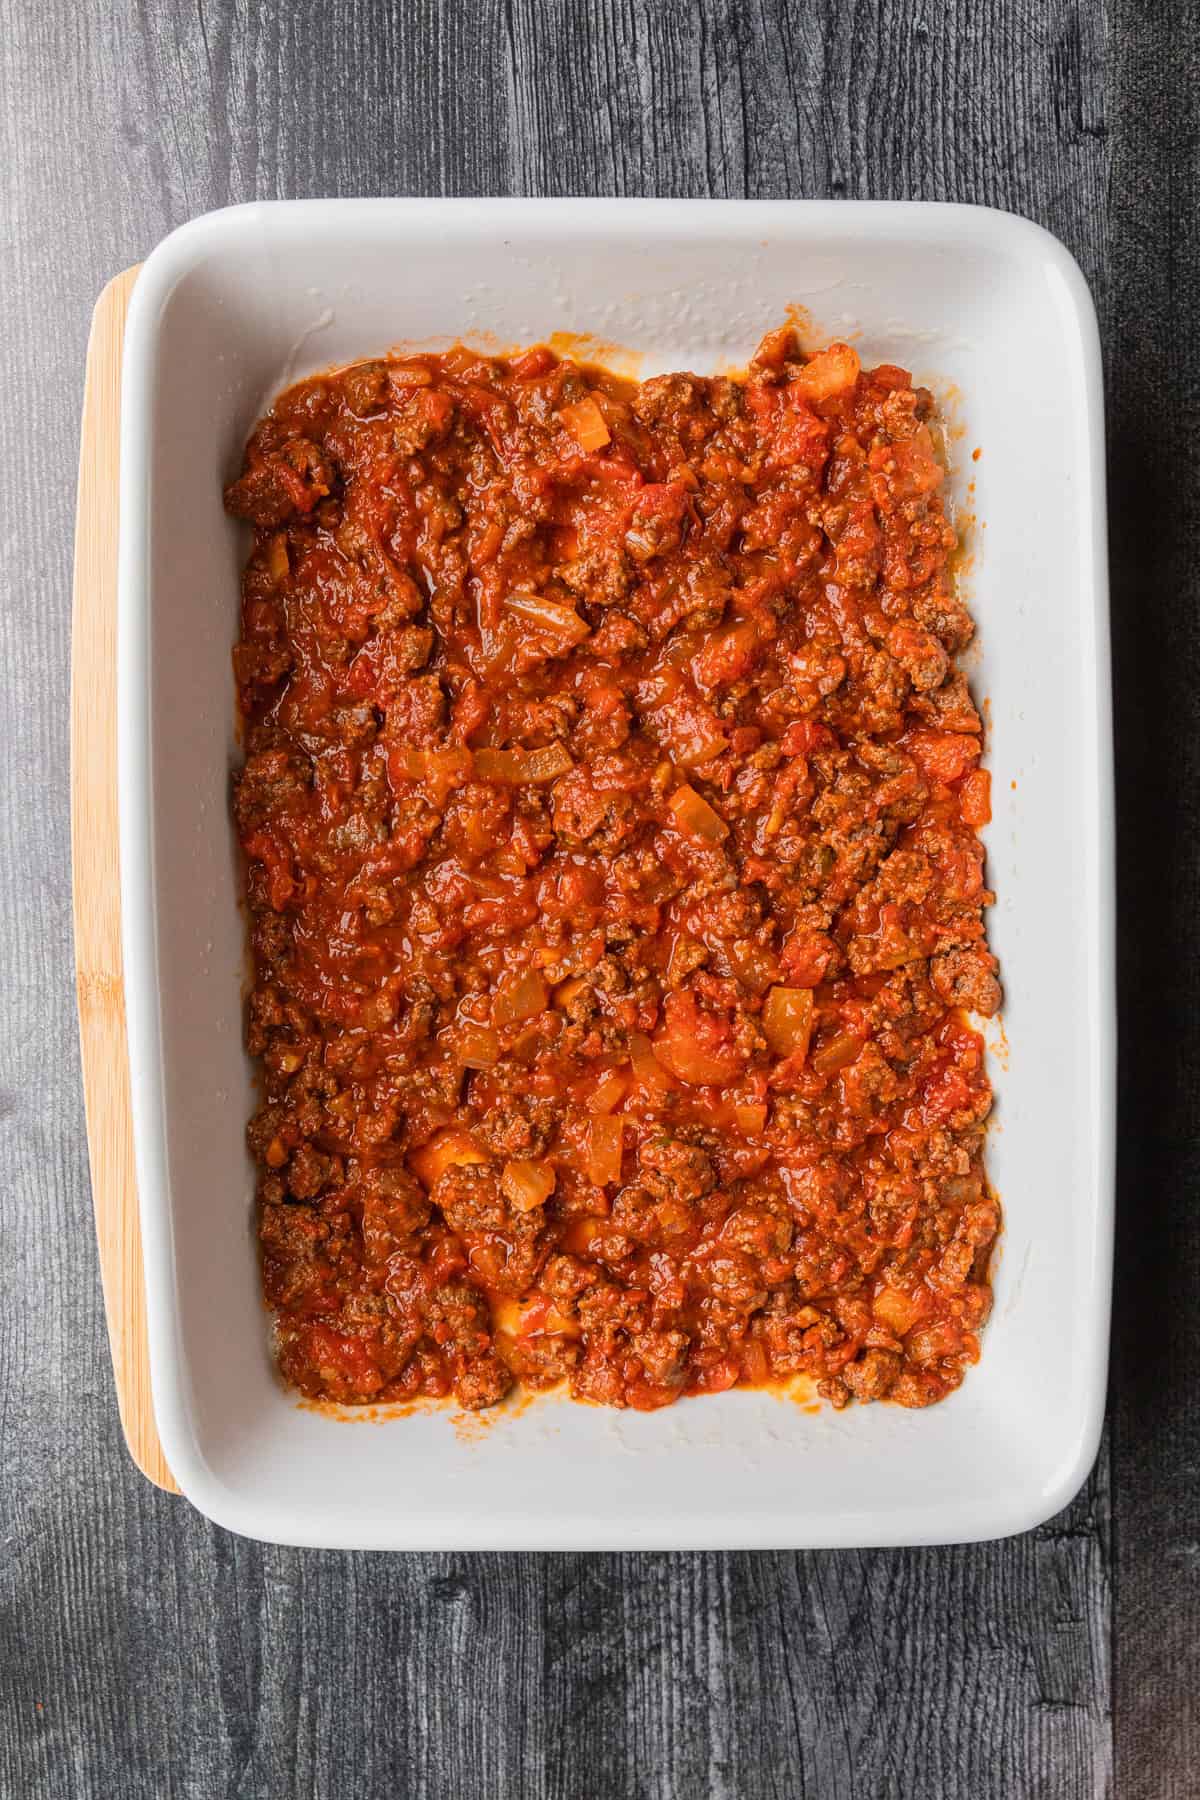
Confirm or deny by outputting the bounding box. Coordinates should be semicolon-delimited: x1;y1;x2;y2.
959;768;992;826
906;730;979;784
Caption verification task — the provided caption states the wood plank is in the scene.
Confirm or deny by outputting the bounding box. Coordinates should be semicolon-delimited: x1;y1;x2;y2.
70;266;178;1495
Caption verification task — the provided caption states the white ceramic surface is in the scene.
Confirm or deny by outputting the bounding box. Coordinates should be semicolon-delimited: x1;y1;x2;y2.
118;198;1113;1549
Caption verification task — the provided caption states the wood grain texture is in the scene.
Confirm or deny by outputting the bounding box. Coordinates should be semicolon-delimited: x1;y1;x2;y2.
1106;5;1200;1798
2;0;1192;1794
71;266;178;1495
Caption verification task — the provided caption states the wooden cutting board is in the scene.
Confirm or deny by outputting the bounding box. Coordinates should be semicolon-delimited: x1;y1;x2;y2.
72;267;179;1494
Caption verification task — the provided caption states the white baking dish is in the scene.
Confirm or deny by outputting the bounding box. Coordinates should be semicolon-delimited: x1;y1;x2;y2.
118;198;1112;1549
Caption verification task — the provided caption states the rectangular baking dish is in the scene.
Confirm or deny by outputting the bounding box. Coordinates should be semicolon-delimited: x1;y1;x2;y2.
118;198;1113;1549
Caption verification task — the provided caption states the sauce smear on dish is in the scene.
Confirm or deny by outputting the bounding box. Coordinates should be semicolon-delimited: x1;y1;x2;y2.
226;325;1000;1414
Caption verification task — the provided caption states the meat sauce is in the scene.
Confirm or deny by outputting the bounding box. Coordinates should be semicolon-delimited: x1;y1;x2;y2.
226;325;1000;1415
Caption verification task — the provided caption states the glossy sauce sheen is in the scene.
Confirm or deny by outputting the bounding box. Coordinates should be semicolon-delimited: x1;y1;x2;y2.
226;327;1001;1415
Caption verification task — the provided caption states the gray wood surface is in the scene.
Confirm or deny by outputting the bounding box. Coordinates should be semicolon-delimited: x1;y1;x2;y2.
0;1;1193;1794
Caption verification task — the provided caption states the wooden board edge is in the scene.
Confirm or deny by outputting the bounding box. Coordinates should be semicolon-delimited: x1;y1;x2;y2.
71;265;180;1495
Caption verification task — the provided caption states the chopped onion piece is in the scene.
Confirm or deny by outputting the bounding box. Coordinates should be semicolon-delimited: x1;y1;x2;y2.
475;743;574;784
675;731;729;769
473;747;524;783
629;1030;677;1094
872;1285;929;1338
492;968;549;1026
559;396;611;452
587;1118;624;1187
509;1013;560;1063
669;783;729;845
391;745;474;801
455;1025;500;1070
762;986;815;1061
810;1030;865;1075
265;532;290;585
566;1217;606;1253
727;939;777;996
502;1158;556;1212
522;744;575;783
410;1128;488;1187
504;590;591;645
585;1067;629;1114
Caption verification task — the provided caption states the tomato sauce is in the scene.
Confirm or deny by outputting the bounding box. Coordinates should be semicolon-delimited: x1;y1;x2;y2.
226;325;1000;1413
